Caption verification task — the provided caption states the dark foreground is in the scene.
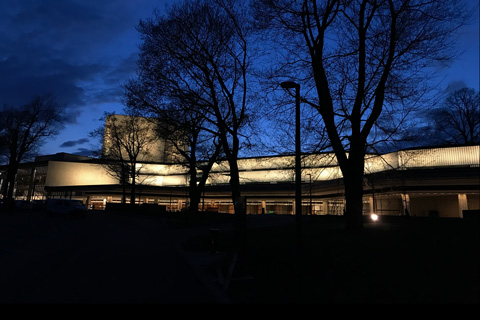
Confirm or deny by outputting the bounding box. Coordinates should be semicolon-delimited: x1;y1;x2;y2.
182;213;480;304
0;209;479;304
0;209;221;303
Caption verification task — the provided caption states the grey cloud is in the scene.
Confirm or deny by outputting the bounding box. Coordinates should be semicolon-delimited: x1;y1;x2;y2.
445;80;468;93
0;0;151;109
60;108;85;125
104;53;140;86
72;148;98;157
60;138;90;148
0;55;104;107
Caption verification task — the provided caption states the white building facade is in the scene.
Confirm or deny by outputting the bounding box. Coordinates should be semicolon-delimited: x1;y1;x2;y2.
3;144;478;218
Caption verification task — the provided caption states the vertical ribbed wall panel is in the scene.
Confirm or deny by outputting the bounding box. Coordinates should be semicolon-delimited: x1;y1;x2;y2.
400;146;479;168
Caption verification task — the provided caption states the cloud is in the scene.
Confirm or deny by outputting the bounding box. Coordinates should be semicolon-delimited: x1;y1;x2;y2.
60;108;86;125
60;138;90;148
0;0;154;111
0;0;178;157
445;80;468;93
0;56;103;107
72;148;98;158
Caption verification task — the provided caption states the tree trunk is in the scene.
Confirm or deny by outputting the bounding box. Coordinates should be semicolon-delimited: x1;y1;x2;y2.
342;160;365;232
121;184;126;204
189;184;201;215
187;159;200;214
2;162;18;210
228;160;242;212
228;159;247;251
121;165;127;204
5;162;18;199
130;167;136;207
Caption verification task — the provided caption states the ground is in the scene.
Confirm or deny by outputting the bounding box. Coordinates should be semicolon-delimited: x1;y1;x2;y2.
182;213;480;303
0;208;478;304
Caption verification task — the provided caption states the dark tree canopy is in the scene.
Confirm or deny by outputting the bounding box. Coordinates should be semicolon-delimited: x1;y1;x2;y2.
253;0;471;230
0;94;64;201
97;111;160;205
430;87;480;145
127;0;253;220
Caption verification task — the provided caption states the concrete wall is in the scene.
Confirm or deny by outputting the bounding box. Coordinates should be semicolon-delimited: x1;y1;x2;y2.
103;114;179;163
45;161;118;186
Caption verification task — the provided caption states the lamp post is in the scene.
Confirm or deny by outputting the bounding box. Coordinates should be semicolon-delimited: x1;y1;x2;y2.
281;81;301;249
307;173;312;215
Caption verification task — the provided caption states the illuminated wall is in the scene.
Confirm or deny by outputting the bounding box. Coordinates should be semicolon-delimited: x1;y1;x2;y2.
102;114;179;163
45;161;118;186
98;114;479;187
397;145;480;168
200;145;479;186
44;145;480;188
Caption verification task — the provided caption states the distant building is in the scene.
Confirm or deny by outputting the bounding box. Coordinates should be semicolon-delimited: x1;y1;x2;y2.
1;140;478;218
102;114;179;163
1;115;479;217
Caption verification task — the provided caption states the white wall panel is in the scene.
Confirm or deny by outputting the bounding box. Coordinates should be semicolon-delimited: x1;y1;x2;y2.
45;161;117;186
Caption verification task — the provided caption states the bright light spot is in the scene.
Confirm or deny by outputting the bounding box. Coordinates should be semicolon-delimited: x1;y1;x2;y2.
371;213;379;222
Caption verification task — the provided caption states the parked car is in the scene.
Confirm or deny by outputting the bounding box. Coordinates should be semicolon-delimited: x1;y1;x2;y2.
45;199;88;216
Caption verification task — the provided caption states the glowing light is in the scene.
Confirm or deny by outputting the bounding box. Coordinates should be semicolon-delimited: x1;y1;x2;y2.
371;213;379;222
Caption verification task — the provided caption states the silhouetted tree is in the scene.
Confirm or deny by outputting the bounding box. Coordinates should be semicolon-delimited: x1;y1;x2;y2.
156;112;222;214
253;0;470;231
97;111;159;206
89;117;130;205
0;94;64;206
430;87;479;145
132;0;252;231
125;81;222;214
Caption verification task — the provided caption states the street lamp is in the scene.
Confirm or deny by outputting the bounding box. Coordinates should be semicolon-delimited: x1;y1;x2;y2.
280;81;301;249
307;173;312;215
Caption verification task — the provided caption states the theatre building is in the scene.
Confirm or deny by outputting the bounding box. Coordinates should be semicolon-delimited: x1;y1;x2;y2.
1;136;478;218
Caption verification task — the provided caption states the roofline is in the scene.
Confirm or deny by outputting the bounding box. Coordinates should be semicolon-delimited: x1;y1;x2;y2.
1;143;478;169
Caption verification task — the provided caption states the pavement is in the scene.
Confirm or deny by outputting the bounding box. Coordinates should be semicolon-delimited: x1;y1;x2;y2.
175;213;297;304
0;209;293;304
2;209;479;304
0;209;222;303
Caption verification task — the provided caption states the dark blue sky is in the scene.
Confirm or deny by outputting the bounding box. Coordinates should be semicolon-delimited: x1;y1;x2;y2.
1;0;175;156
1;0;478;157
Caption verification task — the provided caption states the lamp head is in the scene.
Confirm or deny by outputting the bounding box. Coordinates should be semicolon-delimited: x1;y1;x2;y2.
280;81;298;89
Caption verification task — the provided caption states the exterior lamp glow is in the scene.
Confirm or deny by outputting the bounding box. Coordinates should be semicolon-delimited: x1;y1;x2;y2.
371;213;379;222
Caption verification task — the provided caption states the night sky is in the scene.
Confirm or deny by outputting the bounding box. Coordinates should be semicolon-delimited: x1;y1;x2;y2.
1;0;478;157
